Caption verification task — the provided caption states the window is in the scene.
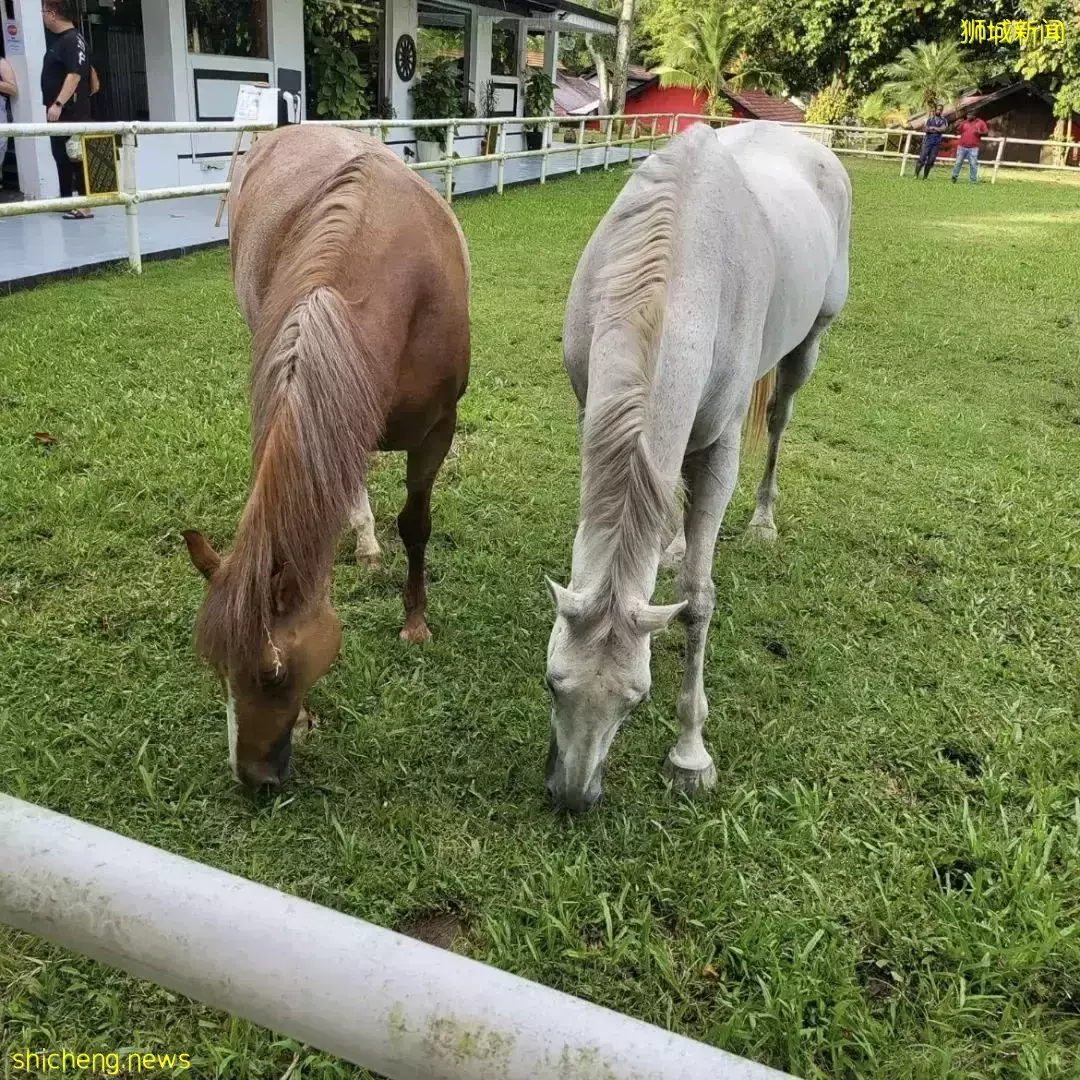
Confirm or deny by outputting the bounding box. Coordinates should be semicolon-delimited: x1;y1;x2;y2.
186;0;268;59
491;23;518;78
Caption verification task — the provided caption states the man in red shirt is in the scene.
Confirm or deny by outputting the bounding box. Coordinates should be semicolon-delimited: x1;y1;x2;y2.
951;112;989;183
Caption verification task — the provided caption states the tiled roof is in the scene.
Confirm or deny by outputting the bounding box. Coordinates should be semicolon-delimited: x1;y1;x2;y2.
724;88;805;123
554;72;600;115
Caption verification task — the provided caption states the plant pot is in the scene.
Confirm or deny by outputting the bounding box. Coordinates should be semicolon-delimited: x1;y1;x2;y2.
416;139;443;163
524;130;544;151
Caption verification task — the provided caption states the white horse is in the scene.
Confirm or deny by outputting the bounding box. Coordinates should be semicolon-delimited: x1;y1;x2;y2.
545;121;851;811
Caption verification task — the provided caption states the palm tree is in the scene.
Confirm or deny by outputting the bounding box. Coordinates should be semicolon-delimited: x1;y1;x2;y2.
654;5;782;115
879;40;979;117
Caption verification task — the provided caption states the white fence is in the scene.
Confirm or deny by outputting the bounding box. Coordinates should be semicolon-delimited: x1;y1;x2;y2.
0;794;793;1080
3;112;1078;276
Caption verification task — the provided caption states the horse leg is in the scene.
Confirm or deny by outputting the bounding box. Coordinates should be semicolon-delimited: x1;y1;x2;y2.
746;324;826;541
397;410;455;643
663;430;741;795
350;484;382;568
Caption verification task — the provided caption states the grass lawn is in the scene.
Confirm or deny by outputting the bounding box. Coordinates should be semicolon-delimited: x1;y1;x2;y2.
2;159;1079;1079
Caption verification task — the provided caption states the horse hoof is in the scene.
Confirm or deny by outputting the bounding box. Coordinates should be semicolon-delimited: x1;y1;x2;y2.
745;522;778;543
400;621;432;644
662;754;717;796
356;548;382;569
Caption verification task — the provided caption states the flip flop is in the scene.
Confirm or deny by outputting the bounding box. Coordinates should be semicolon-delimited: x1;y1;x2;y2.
62;209;94;220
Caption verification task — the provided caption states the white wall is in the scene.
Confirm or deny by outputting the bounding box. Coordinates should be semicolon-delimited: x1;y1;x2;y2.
8;0;60;198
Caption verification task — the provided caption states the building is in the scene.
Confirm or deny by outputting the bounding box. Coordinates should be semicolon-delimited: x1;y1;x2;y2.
0;0;615;200
622;75;805;129
908;80;1080;165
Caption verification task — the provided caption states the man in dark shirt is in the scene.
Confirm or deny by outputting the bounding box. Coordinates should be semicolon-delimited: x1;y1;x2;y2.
40;0;93;216
914;103;947;179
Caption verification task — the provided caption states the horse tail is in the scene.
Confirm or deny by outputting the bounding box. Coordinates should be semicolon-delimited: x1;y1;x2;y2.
743;368;775;452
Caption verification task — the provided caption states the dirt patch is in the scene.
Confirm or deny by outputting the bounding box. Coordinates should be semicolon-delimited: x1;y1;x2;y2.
395;909;467;951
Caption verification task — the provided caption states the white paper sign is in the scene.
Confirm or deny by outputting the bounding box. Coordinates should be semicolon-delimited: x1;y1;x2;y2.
233;84;279;124
3;19;25;56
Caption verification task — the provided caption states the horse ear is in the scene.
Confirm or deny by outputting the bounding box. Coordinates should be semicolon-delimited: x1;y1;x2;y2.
183;530;221;580
631;600;687;636
271;563;303;617
546;577;586;621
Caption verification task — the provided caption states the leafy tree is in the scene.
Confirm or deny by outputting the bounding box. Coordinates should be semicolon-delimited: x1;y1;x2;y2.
1016;0;1080;127
654;3;783;109
804;77;857;124
878;40;979;115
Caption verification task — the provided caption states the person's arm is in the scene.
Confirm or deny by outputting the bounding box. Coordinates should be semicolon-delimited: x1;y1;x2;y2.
0;58;17;98
47;72;81;121
90;66;100;95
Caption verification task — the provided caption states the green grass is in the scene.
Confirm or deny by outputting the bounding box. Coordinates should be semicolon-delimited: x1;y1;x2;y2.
2;160;1080;1079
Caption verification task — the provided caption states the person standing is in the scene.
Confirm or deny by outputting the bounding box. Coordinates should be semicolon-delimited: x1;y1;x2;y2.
1;46;17;174
40;0;94;218
951;111;989;184
914;103;947;178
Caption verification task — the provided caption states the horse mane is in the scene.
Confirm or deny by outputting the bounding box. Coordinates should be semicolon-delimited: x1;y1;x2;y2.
197;150;390;671
576;132;700;637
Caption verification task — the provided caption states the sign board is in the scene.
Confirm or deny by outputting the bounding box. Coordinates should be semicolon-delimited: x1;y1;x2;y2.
233;84;279;125
3;18;24;56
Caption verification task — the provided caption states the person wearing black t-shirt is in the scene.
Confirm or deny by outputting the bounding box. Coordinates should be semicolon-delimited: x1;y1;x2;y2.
40;0;93;217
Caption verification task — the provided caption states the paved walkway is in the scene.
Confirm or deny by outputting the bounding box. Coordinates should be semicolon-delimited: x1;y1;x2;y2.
1;142;649;293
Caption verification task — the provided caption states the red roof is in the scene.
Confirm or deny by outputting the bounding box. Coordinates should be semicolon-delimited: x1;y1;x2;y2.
723;88;804;123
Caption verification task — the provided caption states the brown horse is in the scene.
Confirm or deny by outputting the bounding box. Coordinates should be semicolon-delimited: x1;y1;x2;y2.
183;125;470;791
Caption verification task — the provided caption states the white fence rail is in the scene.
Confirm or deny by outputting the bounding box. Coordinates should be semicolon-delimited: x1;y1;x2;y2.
0;794;793;1080
3;112;1078;277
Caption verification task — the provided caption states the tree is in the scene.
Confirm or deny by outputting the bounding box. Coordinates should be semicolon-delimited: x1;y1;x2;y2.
878;40;979;115
1016;0;1080;132
609;0;638;114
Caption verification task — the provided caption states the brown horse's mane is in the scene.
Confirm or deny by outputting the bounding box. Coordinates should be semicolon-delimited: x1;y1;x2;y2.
196;153;390;672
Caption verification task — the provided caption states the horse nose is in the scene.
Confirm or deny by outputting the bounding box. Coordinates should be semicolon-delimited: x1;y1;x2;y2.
555;785;602;813
237;733;292;792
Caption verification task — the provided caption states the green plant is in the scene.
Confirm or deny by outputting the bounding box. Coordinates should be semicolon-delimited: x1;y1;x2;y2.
805;77;857;124
524;70;555;132
654;3;782;113
303;0;379;120
411;56;464;149
879;39;978;115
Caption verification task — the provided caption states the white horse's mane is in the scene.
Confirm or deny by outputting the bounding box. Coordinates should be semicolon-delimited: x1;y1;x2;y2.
577;131;707;637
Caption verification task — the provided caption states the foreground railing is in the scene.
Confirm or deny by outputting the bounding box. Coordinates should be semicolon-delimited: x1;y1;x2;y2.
0;794;792;1080
3;112;1078;278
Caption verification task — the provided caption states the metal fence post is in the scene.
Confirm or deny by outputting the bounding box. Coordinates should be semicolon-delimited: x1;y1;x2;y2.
576;118;585;174
496;124;505;195
603;116;613;170
540;120;551;184
992;136;1006;184
120;129;141;274
899;131;912;176
443;123;455;203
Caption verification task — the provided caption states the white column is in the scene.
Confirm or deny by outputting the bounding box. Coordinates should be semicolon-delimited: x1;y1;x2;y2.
543;31;558;82
268;0;304;101
468;14;493;115
141;0;189;121
383;0;418;122
9;0;57;198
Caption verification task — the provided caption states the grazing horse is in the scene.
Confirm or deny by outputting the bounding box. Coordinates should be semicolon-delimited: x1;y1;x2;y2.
546;121;851;811
183;125;470;791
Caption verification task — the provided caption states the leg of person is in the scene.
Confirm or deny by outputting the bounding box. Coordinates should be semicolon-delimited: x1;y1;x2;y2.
350;482;381;568
969;149;979;183
924;145;939;177
50;135;74;198
951;148;965;182
663;429;741;794
397;409;456;643
747;322;827;541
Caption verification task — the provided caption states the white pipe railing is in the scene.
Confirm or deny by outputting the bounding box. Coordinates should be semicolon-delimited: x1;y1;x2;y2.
4;111;1077;280
0;794;793;1080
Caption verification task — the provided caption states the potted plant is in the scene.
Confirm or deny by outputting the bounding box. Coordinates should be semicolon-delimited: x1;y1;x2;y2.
411;56;461;162
523;70;554;151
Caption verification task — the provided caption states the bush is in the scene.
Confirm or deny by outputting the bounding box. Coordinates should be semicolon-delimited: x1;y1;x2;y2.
524;71;555;132
411;57;463;150
805;81;857;126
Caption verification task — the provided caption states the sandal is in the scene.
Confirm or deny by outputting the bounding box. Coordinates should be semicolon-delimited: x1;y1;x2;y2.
62;209;94;220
